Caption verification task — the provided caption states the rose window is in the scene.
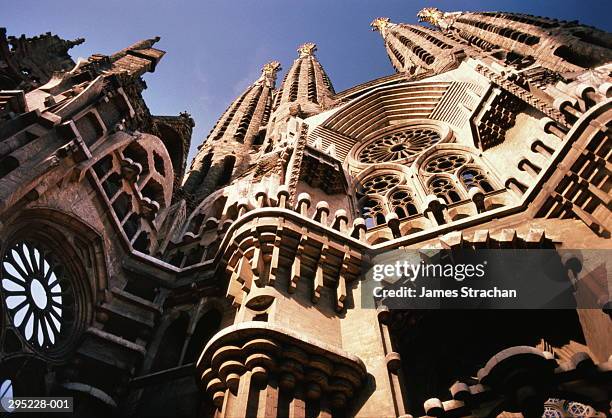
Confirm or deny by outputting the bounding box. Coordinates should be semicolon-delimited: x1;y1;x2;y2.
361;173;401;195
1;241;73;349
358;128;441;163
424;154;468;174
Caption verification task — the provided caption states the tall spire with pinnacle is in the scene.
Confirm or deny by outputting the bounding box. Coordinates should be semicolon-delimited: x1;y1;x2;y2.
273;42;335;117
182;61;281;199
416;7;612;72
371;17;467;74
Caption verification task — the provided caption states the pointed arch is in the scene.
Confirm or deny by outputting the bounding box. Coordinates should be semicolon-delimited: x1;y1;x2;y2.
183;309;222;364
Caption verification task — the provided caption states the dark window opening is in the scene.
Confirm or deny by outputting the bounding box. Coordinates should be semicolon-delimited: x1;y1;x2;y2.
102;173;123;199
448;191;461;203
253;313;268;322
123;213;140;240
122;142;150;175
153;152;165;176
183;310;222;364
252;130;266;146
112;192;132;220
553;45;593;68
141;179;164;203
133;231;150;254
0;156;19;178
217;156;236;187
93;155;113;178
151;314;189;372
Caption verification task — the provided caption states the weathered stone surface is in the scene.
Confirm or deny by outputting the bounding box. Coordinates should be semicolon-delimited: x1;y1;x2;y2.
0;8;610;418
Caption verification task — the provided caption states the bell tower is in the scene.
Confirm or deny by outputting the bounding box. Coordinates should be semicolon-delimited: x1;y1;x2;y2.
371;17;467;75
182;61;281;201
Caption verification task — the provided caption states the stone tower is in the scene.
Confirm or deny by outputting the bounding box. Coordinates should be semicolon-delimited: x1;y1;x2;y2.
182;61;280;201
0;6;610;418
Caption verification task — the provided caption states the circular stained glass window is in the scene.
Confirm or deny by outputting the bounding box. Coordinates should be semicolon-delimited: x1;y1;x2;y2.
0;379;14;413
358;127;441;164
1;242;73;350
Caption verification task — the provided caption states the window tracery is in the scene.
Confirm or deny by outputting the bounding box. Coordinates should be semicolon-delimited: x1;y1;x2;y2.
420;151;498;204
428;176;462;204
357;172;421;228
359;197;386;228
424;153;468;174
543;399;604;418
361;173;401;195
389;188;418;218
92;135;173;254
458;166;494;192
358;127;442;164
1;241;73;350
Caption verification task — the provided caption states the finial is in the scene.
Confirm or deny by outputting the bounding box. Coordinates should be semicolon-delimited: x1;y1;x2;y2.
132;36;161;50
297;42;317;58
262;60;282;78
417;7;454;30
370;17;391;32
67;37;85;48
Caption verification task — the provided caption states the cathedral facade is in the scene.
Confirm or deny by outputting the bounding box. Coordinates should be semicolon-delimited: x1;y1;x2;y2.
0;7;610;418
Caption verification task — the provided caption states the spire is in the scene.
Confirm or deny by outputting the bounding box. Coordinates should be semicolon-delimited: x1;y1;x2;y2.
182;61;279;197
256;60;281;88
417;7;457;31
110;36;161;61
371;16;466;73
297;42;317;58
274;42;335;116
89;36;167;77
370;17;391;37
417;8;612;71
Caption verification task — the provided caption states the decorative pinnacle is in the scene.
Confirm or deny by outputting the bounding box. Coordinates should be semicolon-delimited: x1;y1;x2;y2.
262;60;281;78
370;17;391;32
417;7;453;30
297;42;317;58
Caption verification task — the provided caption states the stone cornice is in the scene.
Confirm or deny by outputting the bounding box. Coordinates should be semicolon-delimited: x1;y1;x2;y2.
196;321;367;410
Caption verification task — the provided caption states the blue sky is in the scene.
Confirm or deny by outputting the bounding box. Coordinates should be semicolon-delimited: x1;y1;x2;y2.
5;0;611;164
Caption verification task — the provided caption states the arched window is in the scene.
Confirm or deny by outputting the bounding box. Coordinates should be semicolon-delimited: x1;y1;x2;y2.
122;142;149;176
186;213;205;234
217;156;236;187
458;167;494;193
428;176;462;204
389;188;418;219
140;179;164;203
151;313;189;372
359;197;386;229
360;173;401;196
357;172;421;228
420;152;498;204
199;154;213;180
183;310;222;364
423;153;468;174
